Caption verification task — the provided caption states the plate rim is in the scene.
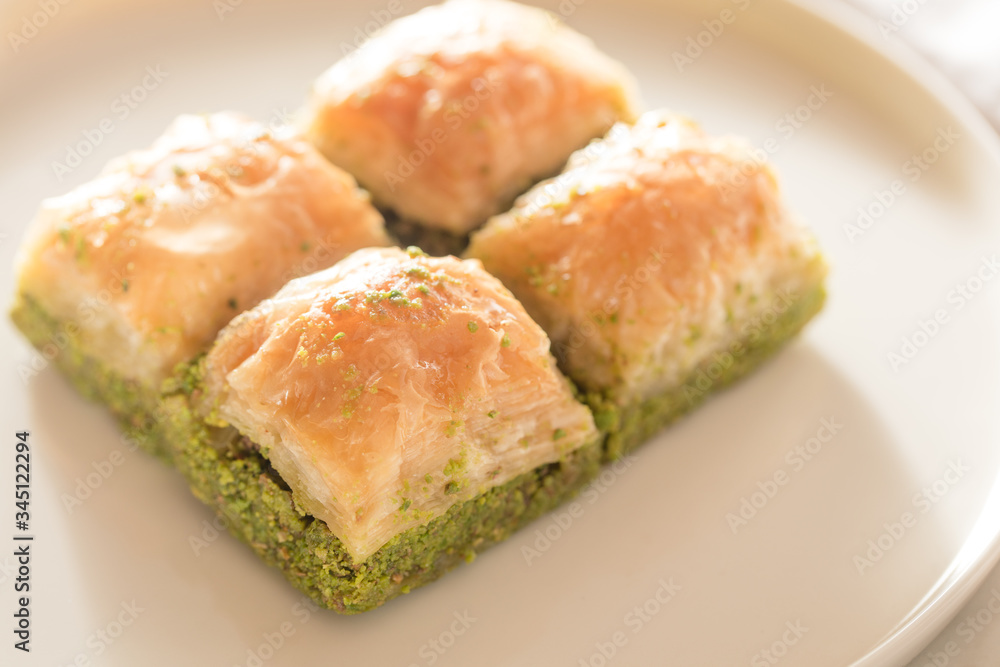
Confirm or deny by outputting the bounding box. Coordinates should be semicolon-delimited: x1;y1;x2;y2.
4;0;1000;664
775;0;1000;664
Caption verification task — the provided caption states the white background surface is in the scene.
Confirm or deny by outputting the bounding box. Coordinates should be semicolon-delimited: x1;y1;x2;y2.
835;3;1000;665
1;0;1000;665
841;0;1000;131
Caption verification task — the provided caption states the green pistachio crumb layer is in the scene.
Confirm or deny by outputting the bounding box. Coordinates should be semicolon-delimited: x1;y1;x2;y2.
10;291;601;612
10;293;174;461
9;274;822;612
589;280;827;461
165;390;600;612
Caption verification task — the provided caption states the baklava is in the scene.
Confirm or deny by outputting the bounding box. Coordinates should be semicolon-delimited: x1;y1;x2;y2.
165;247;600;611
12;112;390;458
301;0;640;250
467;111;827;458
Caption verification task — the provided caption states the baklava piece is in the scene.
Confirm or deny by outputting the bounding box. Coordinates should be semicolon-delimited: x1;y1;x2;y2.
171;247;600;611
301;0;640;251
467;111;827;458
12;112;389;457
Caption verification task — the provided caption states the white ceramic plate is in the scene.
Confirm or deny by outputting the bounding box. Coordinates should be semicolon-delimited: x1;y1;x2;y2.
2;0;1000;665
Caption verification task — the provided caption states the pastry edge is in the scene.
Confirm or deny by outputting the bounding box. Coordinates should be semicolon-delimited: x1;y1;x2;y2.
588;276;827;460
10;292;602;612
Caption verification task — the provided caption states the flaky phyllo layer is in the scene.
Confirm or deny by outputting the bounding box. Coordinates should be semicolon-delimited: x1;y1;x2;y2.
468;110;827;404
301;0;640;234
201;247;599;561
13;112;389;389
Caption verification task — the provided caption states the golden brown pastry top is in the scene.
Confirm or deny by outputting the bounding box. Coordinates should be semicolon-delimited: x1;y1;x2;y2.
468;111;826;399
15;112;390;385
203;247;598;561
303;0;640;234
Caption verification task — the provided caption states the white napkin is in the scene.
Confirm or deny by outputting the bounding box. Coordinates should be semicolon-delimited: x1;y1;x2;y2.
840;0;1000;130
